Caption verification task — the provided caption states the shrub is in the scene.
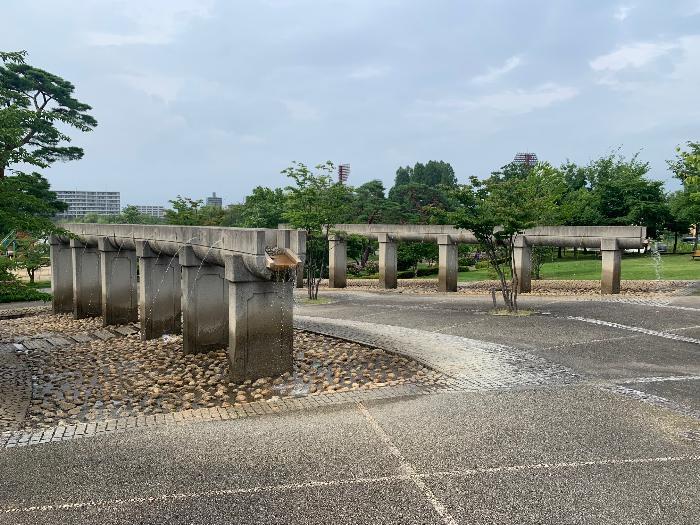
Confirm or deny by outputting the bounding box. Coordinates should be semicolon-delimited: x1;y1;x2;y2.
0;257;51;303
0;279;52;303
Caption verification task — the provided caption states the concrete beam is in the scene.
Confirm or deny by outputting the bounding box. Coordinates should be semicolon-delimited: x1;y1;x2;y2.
328;234;347;288
180;245;228;353
225;255;293;382
513;235;532;294
49;236;73;313
601;238;621;295
378;233;397;289
70;239;101;319
98;237;138;326
437;235;458;292
136;241;182;340
330;224;646;249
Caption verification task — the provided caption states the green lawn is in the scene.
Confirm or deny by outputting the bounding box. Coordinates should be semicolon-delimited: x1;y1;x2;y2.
348;253;699;282
456;253;699;281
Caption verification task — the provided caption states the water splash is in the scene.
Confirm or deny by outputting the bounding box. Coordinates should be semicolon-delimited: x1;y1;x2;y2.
147;236;200;327
650;240;662;281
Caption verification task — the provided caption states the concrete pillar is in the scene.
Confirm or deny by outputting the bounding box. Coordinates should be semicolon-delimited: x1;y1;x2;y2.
180;245;228;353
49;236;73;313
290;230;307;288
378;233;397;289
225;255;294;382
70;239;101;319
601;238;621;295
98;237;138;326
513;235;532;294
328;234;347;288
136;241;182;339
437;235;458;292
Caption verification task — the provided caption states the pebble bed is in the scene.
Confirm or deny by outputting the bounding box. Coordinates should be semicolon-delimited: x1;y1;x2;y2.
0;312;103;340
338;279;697;296
1;311;444;431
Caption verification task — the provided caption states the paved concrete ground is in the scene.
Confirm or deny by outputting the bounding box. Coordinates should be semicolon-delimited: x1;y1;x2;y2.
1;289;699;523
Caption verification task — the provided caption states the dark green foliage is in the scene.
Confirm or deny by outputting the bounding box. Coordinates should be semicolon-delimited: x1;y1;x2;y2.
235;186;287;228
1;50;97;179
393;161;457;188
397;242;438;274
559;152;669;235
164;197;225;226
668;142;700;249
0;171;66;236
0;257;50;303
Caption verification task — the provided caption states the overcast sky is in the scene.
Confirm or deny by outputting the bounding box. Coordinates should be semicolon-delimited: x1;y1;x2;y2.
3;0;699;207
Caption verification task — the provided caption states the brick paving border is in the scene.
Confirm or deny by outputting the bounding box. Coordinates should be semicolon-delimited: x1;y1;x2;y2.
0;381;468;450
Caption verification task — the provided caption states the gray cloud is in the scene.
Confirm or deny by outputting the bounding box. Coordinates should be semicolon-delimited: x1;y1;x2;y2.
1;0;695;206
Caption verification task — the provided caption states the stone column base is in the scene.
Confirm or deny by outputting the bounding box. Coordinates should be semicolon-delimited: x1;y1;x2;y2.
70;239;102;319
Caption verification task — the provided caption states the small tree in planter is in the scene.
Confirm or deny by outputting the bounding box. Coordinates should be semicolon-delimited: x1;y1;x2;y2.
449;163;564;312
283;161;353;299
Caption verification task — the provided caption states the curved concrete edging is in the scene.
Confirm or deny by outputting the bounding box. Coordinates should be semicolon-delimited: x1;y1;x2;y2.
295;315;577;389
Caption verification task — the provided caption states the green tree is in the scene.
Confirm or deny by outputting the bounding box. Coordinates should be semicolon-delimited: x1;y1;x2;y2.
238;186;287;228
0;50;97;179
351;180;399;267
0;171;66;236
164;196;205;225
668;142;700;250
282;161;353;299
14;237;49;283
449;164;565;312
666;191;693;253
413;160;457;187
397;241;438;276
394;166;412;187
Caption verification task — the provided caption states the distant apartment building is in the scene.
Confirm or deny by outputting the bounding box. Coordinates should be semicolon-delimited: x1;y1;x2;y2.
55;190;120;218
128;205;166;219
206;192;223;208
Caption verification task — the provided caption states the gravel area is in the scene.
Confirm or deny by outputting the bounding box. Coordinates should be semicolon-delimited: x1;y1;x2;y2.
338;278;697;296
0;312;445;431
0;312;104;340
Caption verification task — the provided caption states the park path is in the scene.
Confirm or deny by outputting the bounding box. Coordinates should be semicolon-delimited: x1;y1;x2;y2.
294;315;576;390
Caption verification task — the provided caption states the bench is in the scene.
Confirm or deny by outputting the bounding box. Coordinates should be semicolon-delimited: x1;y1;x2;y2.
692;250;700;260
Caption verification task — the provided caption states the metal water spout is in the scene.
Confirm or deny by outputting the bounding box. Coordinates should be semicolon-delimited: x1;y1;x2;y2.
265;247;302;272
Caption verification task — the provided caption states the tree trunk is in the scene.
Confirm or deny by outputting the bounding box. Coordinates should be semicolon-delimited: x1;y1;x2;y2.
360;244;369;268
694;225;699;252
28;268;35;284
673;232;678;254
557;247;562;259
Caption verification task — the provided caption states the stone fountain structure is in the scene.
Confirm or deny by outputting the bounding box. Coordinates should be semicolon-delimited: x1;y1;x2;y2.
327;225;647;294
49;224;306;381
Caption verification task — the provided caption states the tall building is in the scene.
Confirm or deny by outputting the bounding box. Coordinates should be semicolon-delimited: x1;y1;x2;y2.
206;192;223;208
127;205;165;219
55;191;120;218
513;152;538;167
